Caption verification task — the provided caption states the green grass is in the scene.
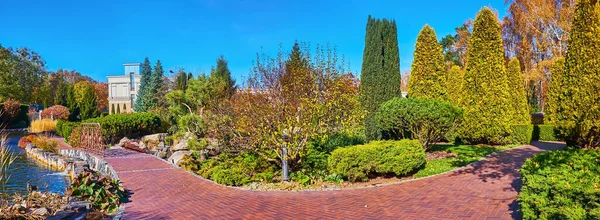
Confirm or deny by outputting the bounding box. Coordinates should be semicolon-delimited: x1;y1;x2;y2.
413;143;518;178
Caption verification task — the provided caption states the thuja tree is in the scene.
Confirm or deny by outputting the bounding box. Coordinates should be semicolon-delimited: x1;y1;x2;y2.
134;57;152;112
549;0;600;147
360;16;402;141
446;65;464;106
459;7;515;144
234;42;362;169
507;58;530;124
409;25;447;101
73;81;98;120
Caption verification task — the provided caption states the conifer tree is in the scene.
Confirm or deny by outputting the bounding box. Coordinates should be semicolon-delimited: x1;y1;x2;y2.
116;104;121;114
551;0;600;147
74;81;98;120
507;58;530;124
459;7;515;144
360;15;402;140
134;57;152;112
446;65;464;106
211;55;236;98
409;25;447;100
140;59;163;110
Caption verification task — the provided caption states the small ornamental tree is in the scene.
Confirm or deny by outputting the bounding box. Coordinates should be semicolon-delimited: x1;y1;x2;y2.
459;7;515;144
507;58;530;124
409;25;447;101
551;0;600;147
545;57;565;124
1;98;22;122
446;65;464;106
41;105;70;120
360;16;402;140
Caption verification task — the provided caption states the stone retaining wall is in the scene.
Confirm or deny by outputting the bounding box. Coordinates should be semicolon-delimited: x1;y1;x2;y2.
59;149;120;181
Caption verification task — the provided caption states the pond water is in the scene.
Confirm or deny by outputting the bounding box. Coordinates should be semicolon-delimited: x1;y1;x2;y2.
1;133;70;196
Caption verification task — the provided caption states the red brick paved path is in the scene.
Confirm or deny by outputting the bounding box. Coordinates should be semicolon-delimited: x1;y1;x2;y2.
58;139;565;219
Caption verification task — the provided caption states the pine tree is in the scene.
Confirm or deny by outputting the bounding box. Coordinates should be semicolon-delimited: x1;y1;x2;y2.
551;0;600;147
409;25;447;100
66;84;80;121
211;55;236;97
141;59;163;110
507;58;530;124
360;15;402;140
446;65;464;106
175;69;188;91
134;57;152;112
459;7;515;144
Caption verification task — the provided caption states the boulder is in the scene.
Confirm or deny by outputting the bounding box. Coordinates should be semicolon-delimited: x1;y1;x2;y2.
141;134;165;151
167;150;191;165
171;132;193;152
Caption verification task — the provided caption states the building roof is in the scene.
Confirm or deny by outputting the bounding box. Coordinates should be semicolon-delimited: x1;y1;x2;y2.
123;62;142;66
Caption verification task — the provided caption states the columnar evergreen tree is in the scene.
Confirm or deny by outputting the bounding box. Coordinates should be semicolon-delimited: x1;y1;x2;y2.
446;65;464;106
550;0;600;147
175;69;189;91
545;57;565;124
360;15;402;140
134;57;152;112
507;58;530;124
73;81;98;120
409;25;447;100
459;7;515;144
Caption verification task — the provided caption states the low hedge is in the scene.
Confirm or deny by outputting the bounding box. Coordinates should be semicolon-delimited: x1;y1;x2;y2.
328;139;426;182
519;149;600;219
85;112;162;144
57;113;162;144
510;124;534;144
533;125;558;141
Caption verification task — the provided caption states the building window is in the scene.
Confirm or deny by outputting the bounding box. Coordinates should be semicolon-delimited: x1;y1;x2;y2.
130;72;135;91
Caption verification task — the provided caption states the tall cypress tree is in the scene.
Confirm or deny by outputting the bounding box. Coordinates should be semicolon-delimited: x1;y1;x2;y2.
551;0;600;147
507;58;530;124
409;25;447;100
134;57;152;112
360;15;402;141
459;7;514;144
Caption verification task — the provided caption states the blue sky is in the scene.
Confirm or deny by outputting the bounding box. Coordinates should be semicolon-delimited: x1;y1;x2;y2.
0;0;507;82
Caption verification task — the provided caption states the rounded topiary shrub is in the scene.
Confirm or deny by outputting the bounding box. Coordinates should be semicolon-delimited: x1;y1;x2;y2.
328;139;426;182
376;97;462;149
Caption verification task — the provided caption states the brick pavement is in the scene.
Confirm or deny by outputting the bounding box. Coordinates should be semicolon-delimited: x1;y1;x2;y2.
56;138;565;220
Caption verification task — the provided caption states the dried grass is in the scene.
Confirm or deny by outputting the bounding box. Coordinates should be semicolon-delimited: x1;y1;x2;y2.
30;119;57;133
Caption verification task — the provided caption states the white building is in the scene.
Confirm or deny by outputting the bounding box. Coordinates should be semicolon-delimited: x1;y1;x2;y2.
107;63;142;114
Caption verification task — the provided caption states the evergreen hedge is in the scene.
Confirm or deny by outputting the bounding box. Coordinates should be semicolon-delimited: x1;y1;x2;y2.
533;125;558;141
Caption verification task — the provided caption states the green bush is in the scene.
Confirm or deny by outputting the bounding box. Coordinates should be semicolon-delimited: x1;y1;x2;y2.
85;112;162;144
533;125;558;141
69;171;126;213
509;125;533;144
56;120;82;141
328;139;426;182
182;152;276;186
302;132;366;172
519;149;600;220
376;98;462;149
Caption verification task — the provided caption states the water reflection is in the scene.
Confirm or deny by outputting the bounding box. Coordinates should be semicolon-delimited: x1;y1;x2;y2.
1;134;70;196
